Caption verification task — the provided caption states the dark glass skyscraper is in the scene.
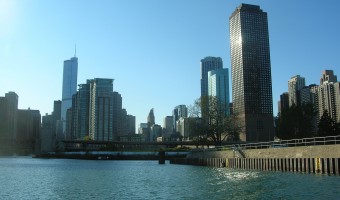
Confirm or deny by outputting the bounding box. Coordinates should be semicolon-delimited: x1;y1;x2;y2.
71;83;90;139
229;4;274;141
89;78;114;141
5;92;18;140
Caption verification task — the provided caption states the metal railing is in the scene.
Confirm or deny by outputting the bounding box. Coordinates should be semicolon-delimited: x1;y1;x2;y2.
194;135;340;152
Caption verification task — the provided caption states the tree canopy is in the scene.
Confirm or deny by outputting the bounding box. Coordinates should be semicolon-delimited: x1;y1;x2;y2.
275;103;316;139
318;110;340;137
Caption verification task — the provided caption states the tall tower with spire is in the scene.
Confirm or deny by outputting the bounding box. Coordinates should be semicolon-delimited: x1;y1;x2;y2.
61;50;78;138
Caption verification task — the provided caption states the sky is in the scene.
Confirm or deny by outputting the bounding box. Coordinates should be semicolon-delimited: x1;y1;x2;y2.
1;0;340;131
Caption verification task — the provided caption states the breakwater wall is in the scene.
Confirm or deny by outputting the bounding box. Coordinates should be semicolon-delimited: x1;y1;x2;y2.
170;144;340;175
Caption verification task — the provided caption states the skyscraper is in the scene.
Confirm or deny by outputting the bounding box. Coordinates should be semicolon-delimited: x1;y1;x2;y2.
17;109;41;141
89;78;114;141
200;57;223;98
0;97;9;140
229;4;274;141
320;70;337;85
335;82;340;123
112;91;123;138
147;108;155;128
163;116;173;137
172;105;188;131
70;78;127;141
52;100;62;139
61;56;78;137
71;83;90;139
288;75;305;107
278;92;289;114
208;68;230;116
5;92;18;140
318;70;340;123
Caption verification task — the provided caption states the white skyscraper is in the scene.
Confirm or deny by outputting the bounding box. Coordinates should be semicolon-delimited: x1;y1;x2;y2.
61;56;78;137
318;70;340;123
288;75;305;107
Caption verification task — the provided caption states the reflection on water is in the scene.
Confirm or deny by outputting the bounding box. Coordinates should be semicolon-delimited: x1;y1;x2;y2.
0;157;339;199
217;168;260;182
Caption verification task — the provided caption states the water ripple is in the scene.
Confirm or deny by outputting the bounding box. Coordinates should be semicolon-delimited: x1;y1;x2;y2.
0;157;339;199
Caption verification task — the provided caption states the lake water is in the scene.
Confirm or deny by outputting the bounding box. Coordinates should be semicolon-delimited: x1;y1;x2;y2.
0;157;339;199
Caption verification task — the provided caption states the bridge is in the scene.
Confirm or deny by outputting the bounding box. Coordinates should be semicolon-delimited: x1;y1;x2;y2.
62;140;235;151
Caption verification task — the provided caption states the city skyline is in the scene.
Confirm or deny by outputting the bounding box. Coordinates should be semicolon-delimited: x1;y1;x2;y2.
1;1;340;129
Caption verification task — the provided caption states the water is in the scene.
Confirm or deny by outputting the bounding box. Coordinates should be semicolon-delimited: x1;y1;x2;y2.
0;157;339;199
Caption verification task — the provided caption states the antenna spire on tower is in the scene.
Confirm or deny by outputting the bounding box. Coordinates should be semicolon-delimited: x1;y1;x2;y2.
74;44;77;57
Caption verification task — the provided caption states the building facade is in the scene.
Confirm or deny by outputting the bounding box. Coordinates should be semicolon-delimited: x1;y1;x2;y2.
172;105;188;132
318;70;339;123
126;114;136;135
150;124;162;141
17;109;41;141
138;123;148;135
61;56;78;137
147;108;155;128
200;57;223;98
278;92;289;114
0;92;41;154
71;83;90;140
5;92;18;140
320;70;337;85
89;78;114;141
335;82;340;123
318;81;340;123
208;68;230;116
69;78;133;141
0;97;9;140
229;4;274;141
288;75;305;107
112;91;123;137
163;116;173;138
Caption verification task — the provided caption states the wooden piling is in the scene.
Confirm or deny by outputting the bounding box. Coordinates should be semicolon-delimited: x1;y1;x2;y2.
334;158;340;175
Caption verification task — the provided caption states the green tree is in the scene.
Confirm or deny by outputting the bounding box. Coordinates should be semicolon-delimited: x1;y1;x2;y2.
276;103;316;139
188;96;243;146
318;110;340;136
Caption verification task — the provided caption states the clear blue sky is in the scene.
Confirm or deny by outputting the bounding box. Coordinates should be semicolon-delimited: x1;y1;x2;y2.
1;0;340;130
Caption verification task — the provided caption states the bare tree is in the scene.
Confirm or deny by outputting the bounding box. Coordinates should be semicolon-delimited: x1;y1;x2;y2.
188;96;243;146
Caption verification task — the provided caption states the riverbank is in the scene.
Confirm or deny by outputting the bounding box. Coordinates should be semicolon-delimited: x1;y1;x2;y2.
170;144;340;175
187;144;340;159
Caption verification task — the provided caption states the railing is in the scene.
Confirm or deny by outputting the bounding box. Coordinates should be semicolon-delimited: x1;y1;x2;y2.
232;144;246;158
239;135;340;150
194;135;340;152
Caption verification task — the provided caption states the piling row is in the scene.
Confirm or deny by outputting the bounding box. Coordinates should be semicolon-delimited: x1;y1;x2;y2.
170;157;340;175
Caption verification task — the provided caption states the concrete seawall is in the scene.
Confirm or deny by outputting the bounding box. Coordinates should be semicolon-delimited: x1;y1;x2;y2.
170;145;340;175
187;144;340;159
